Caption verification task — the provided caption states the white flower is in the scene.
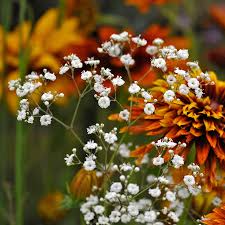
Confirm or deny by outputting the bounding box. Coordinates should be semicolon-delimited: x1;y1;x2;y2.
27;116;34;124
40;115;52;126
171;155;184;168
153;38;164;45
141;91;152;100
44;72;56;81
178;188;190;199
84;212;95;222
94;205;105;214
8;79;20;91
167;75;176;85
41;92;54;102
98;96;110;108
132;36;147;46
84;140;98;150
17;110;26;121
98;216;109;225
127;183;139;195
64;154;74;166
119;109;130;121
151;58;166;71
179;84;189;95
212;197;222;206
112;76;125;86
147;175;156;184
174;68;188;77
33;107;39;115
168;211;179;222
165;191;176;202
110;182;122;193
85;57;100;66
59;65;69;74
187;61;199;68
158;176;169;184
128;204;139;216
108;44;121;57
187;78;200;89
146;45;158;55
120;54;135;66
152;155;164;166
163;90;175;102
81;71;92;80
149;187;161;197
109;210;121;223
104;132;117;144
144;210;157;223
94;83;105;93
119;144;130;158
128;83;140;94
144;103;155;115
183;175;195;186
83;156;96;171
105;192;117;202
121;214;131;223
195;88;203;98
177;49;189;60
71;59;83;68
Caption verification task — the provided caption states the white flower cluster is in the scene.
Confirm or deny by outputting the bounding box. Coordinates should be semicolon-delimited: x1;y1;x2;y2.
81;150;202;225
59;54;83;75
8;70;64;126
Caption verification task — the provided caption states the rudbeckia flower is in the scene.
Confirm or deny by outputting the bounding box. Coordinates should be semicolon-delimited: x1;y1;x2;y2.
115;71;225;187
203;204;225;225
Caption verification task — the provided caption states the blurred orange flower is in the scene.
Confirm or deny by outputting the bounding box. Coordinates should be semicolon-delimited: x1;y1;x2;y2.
210;4;225;30
37;191;66;223
124;0;179;13
0;8;94;113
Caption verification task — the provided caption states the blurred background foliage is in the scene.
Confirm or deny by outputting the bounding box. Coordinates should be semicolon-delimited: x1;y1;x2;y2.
0;0;225;224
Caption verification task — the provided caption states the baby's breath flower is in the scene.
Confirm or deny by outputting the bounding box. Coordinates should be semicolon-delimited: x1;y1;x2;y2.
81;71;92;81
98;96;110;109
128;83;140;94
119;109;130;121
151;58;166;71
120;54;135;66
146;45;158;55
40;115;52;126
163;90;175;102
144;103;155;115
183;175;195;186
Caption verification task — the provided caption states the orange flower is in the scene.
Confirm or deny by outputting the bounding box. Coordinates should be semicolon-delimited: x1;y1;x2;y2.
37;191;66;223
70;168;104;199
118;71;225;187
203;204;225;225
124;0;178;13
210;4;225;30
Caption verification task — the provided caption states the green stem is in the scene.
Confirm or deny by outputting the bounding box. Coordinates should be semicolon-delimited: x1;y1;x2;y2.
16;0;27;225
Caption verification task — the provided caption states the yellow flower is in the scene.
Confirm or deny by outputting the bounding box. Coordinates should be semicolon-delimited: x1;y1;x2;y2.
37;191;66;223
1;8;92;113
